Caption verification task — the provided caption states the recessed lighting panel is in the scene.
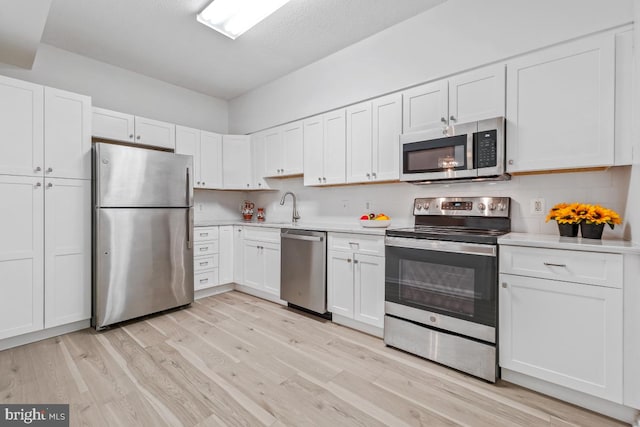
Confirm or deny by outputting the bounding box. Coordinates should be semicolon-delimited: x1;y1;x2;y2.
197;0;291;40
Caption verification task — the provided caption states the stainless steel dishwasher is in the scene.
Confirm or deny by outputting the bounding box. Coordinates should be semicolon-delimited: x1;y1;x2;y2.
280;229;327;314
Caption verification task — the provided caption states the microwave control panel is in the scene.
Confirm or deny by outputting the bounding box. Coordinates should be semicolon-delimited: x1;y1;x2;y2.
475;130;497;168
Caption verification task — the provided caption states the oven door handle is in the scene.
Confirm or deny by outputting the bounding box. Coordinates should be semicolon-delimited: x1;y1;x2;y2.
385;236;496;257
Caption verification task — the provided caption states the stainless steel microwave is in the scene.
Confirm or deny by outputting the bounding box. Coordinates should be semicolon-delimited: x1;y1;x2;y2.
400;117;506;183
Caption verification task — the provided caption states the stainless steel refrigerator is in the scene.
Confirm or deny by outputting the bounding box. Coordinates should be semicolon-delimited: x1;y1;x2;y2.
93;142;194;330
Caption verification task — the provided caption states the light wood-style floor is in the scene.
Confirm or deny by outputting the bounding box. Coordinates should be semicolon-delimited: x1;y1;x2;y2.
0;291;626;426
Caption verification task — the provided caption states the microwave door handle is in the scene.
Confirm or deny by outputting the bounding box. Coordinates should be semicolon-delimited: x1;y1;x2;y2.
467;132;475;171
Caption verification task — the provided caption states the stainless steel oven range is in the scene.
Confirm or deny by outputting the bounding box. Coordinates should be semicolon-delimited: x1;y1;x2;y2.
384;196;510;382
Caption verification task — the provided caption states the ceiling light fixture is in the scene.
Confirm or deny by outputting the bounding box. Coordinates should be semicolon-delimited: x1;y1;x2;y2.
197;0;291;40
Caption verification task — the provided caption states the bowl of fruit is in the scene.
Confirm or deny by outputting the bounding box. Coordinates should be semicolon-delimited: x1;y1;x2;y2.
360;213;391;228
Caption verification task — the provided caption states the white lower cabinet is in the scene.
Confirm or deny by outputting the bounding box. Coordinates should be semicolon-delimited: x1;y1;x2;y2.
499;245;623;403
193;226;219;291
0;176;44;340
327;233;384;334
233;226;244;285
0;175;90;341
44;179;91;328
242;227;281;298
218;226;234;284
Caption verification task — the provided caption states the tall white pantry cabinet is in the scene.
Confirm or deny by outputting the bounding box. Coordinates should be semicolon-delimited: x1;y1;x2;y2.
0;75;92;342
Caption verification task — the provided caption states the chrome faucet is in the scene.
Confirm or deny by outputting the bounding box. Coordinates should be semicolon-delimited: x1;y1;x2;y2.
280;191;300;224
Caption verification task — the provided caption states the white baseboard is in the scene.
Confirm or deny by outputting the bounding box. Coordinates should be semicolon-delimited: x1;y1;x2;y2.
502;369;639;424
332;314;383;338
195;283;234;299
0;320;90;351
234;284;287;305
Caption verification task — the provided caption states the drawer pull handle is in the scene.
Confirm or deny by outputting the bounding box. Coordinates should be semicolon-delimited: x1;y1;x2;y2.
199;262;208;266
200;247;208;251
200;233;208;237
544;262;567;268
200;278;208;283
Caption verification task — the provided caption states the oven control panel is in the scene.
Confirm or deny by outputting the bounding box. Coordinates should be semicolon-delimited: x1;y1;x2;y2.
414;197;510;217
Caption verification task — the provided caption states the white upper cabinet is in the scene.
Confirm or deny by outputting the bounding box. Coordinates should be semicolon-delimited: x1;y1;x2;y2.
44;88;92;180
614;28;634;166
0;76;44;177
92;107;135;142
133;116;176;150
0;175;44;340
402;64;505;133
222;135;252;189
176;126;222;189
346;93;402;184
506;33;615;173
263;120;304;177
250;131;270;190
282;121;304;175
44;178;91;328
303;116;324;186
402;80;448;133
323;109;347;185
92;107;175;150
200;131;223;189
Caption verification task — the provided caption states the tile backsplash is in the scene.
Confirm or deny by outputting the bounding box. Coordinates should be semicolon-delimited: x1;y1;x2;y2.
197;166;632;240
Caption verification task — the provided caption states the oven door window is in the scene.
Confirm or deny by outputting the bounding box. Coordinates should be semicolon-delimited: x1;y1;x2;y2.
403;134;468;173
386;246;497;327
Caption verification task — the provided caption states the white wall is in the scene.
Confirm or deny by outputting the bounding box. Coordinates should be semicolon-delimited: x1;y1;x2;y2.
0;44;229;133
229;0;633;134
244;167;632;240
193;190;250;222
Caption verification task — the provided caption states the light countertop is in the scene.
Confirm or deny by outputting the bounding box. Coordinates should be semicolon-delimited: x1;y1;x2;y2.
194;220;394;236
498;232;640;254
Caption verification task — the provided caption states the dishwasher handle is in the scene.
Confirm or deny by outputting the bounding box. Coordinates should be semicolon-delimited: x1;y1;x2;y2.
281;233;324;242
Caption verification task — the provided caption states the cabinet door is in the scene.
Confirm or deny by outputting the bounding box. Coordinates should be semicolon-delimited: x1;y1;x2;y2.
0;176;44;340
243;240;262;290
262;242;281;297
372;93;402;181
251;132;269;190
402;80;448;133
222;135;252;189
323;109;347;185
233;226;244;285
175;126;201;187
44;178;91;328
506;34;615;173
0;76;44;177
499;274;622;403
92;107;135;142
264;127;283;177
282;121;303;175
448;64;505;124
134;116;176;150
327;250;354;319
303;116;324;186
353;254;384;328
200;131;223;189
219;226;234;284
44;88;92;180
346;101;373;184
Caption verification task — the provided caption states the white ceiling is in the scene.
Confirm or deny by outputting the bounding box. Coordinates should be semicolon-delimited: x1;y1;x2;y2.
0;0;51;68
41;0;445;100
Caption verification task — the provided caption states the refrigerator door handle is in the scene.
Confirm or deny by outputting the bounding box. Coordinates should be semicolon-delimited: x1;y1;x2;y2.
187;208;193;249
186;167;191;205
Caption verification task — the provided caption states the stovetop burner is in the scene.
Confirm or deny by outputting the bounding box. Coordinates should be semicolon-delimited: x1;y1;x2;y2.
386;197;511;244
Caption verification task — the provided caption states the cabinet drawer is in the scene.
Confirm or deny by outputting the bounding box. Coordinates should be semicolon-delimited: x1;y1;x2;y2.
328;233;384;256
194;241;219;256
195;269;218;291
194;255;218;272
244;226;281;243
500;246;622;288
194;226;219;242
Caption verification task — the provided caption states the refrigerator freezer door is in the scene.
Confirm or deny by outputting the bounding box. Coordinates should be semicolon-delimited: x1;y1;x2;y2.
94;207;194;329
95;142;193;208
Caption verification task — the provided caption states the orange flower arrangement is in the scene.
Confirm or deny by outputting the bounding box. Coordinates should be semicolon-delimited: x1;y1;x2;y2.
546;202;622;229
